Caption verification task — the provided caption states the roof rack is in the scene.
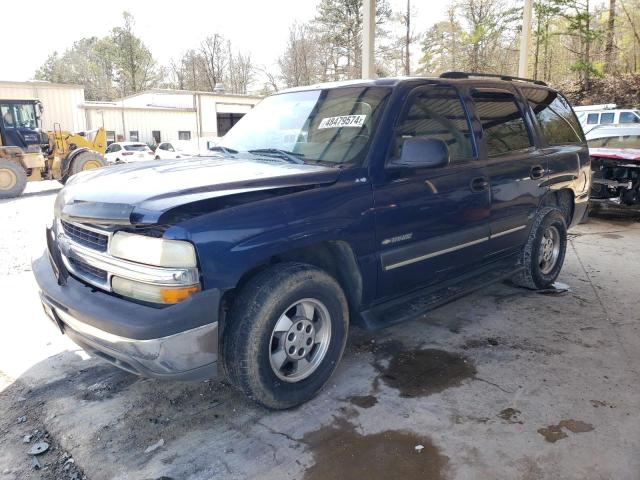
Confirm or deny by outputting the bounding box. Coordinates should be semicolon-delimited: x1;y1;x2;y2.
439;71;548;87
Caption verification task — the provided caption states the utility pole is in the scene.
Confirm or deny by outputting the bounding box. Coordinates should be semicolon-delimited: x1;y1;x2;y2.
362;0;376;79
518;0;534;77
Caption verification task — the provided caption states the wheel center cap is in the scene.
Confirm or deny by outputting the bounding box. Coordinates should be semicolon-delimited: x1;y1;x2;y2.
284;317;315;360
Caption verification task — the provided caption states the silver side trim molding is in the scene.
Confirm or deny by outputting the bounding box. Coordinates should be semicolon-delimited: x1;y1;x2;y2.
384;236;489;271
383;224;528;271
490;224;527;239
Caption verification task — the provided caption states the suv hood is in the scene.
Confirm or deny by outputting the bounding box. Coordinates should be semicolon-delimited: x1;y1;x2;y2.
57;156;339;225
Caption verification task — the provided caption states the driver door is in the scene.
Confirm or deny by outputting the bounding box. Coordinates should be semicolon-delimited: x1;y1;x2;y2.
373;85;491;298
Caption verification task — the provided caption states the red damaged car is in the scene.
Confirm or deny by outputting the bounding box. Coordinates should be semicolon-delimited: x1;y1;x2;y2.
586;125;640;206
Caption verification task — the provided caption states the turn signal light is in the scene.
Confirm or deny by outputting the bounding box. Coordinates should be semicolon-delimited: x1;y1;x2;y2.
160;285;201;304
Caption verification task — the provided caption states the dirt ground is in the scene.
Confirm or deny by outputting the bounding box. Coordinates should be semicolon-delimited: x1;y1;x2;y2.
1;181;639;480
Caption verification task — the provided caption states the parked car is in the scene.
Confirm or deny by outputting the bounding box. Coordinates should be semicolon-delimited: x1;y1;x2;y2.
34;73;590;409
104;142;154;164
574;104;640;133
154;140;198;160
586;124;640;206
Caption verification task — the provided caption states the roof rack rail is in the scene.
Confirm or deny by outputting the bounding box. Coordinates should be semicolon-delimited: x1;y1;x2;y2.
439;71;548;87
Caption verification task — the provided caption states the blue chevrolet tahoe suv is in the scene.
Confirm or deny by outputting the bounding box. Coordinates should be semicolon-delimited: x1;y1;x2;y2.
34;73;590;409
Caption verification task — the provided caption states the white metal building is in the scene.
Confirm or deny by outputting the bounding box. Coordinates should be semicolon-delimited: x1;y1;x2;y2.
0;80;86;132
84;90;262;146
0;80;262;146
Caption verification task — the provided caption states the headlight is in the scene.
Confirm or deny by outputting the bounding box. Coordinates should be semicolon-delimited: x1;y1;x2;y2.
108;232;197;268
112;276;200;304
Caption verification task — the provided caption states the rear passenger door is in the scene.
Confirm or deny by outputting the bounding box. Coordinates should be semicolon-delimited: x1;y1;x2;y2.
469;87;548;259
373;84;491;297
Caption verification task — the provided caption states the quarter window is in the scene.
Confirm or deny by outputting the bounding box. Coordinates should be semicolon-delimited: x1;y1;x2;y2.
619;112;640;123
472;89;532;156
586;113;599;125
600;112;614;124
390;86;474;163
522;88;583;145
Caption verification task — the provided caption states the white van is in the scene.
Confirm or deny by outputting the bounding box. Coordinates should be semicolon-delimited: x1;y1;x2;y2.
574;104;640;132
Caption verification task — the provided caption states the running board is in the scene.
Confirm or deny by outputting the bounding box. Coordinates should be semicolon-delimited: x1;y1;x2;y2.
356;255;522;330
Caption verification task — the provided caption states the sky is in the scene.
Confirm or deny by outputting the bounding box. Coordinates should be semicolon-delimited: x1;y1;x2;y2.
1;0;451;83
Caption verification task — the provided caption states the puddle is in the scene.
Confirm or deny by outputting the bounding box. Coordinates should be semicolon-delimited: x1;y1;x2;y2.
348;395;378;409
601;233;623;239
375;345;476;398
537;419;594;443
498;408;523;424
302;418;448;480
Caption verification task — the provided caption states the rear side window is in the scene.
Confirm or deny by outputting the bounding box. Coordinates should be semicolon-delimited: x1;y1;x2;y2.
600;112;614;124
586;113;599;124
523;88;583;145
619;111;640;123
471;89;532;156
391;86;474;163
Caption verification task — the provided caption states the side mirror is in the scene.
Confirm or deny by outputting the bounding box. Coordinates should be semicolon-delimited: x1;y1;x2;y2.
391;137;450;169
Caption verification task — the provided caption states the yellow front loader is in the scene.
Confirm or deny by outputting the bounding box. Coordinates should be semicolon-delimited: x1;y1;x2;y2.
0;99;107;198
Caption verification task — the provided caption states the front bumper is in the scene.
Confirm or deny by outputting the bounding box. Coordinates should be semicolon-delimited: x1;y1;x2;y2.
33;253;220;380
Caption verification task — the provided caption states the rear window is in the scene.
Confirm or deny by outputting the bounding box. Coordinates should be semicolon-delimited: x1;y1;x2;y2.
522;88;583;145
471;89;532;156
124;144;149;151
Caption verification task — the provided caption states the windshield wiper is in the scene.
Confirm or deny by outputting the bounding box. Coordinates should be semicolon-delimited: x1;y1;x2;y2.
209;146;238;157
248;148;305;164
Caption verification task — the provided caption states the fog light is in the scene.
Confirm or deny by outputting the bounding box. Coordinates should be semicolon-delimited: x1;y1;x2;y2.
112;276;200;304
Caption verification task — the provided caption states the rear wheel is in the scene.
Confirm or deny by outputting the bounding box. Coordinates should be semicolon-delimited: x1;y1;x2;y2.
514;207;567;289
61;151;106;184
0;159;27;199
222;262;349;409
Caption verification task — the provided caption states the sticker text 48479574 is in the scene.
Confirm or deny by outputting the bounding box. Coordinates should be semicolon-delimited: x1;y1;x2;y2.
318;115;367;129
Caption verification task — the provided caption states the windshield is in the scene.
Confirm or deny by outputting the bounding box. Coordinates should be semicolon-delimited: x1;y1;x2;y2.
124;144;149;151
588;134;640;149
221;86;390;165
1;103;38;129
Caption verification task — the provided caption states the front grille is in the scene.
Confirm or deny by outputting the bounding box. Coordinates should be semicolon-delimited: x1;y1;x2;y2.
69;257;108;282
62;221;108;252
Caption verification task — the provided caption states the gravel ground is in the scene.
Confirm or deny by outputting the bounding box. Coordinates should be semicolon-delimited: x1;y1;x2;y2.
1;183;639;479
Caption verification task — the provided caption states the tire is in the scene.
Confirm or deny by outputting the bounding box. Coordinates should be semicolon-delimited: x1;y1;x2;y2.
0;159;27;199
61;151;106;184
514;207;567;290
155;155;160;160
222;262;349;409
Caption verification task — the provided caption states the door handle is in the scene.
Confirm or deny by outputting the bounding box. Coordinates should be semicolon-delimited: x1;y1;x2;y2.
530;165;545;179
470;176;489;193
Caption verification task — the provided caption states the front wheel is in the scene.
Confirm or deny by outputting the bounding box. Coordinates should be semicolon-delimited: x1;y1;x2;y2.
222;262;349;409
514;207;567;289
0;159;27;199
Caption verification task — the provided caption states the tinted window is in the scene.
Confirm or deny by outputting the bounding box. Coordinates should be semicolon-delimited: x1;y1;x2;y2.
619;112;640;123
112;144;121;152
586;113;599;124
391;86;473;163
588;135;640;149
472;89;532;156
523;88;583;145
124;144;148;151
600;112;614;124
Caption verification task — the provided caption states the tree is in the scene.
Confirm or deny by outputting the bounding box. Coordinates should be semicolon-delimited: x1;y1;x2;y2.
604;0;617;73
532;0;561;81
227;44;254;94
111;11;161;95
419;7;464;74
279;23;322;87
200;34;227;91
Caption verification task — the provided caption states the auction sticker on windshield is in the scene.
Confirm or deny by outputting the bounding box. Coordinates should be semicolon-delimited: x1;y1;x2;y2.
318;115;367;129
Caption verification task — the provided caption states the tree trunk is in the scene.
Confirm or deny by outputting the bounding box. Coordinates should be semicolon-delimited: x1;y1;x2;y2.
604;0;616;73
404;0;411;76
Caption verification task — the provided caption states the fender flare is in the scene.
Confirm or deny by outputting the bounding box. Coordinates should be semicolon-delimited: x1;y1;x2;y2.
61;147;91;178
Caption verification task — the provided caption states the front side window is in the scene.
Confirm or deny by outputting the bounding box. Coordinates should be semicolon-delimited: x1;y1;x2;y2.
600;112;615;124
221;86;391;165
523;88;583;145
390;85;473;163
587;113;599;124
619;111;640;124
472;89;532;156
1;103;37;129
